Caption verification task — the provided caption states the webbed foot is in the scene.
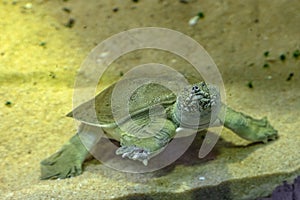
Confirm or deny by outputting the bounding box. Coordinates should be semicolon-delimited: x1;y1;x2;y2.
116;146;150;166
40;135;89;180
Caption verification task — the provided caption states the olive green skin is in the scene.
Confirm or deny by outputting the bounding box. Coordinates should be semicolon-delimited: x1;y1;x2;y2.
67;82;219;155
40;81;278;179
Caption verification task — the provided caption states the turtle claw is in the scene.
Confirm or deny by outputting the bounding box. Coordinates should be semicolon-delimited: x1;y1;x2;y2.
116;146;150;166
142;159;148;166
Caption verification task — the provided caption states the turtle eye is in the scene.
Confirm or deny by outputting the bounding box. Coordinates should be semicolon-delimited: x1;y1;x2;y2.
191;85;200;94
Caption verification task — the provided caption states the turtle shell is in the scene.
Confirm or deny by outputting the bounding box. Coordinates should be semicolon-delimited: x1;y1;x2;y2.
67;81;179;128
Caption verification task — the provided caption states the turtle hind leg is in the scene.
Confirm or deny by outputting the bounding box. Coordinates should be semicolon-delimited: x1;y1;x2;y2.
223;105;278;143
40;134;89;180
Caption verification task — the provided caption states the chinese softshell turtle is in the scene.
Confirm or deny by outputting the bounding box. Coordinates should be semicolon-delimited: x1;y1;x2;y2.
41;81;278;179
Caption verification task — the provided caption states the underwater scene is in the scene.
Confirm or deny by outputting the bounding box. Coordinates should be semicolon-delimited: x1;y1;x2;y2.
1;0;299;199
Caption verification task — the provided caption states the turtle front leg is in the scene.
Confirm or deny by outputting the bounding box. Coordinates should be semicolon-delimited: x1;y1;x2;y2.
222;105;278;143
116;119;176;165
40;124;99;179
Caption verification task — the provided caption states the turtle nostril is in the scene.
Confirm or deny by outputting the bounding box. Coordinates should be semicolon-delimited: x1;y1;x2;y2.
191;85;200;93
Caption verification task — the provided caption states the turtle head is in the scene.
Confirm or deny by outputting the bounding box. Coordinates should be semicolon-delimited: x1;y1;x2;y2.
173;82;221;129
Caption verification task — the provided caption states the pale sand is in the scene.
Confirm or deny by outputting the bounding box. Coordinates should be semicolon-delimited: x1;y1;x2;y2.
0;0;299;199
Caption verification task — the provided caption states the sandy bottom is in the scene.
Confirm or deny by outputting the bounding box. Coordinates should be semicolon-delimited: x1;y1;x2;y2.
0;0;299;199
